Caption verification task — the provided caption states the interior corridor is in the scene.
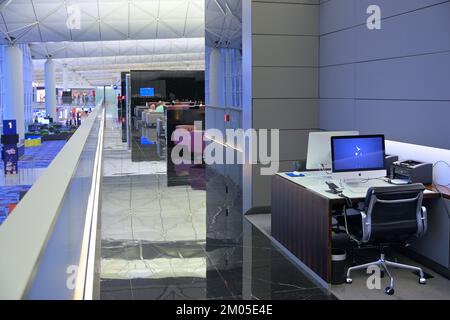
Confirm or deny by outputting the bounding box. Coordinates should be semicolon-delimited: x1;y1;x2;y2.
99;103;335;300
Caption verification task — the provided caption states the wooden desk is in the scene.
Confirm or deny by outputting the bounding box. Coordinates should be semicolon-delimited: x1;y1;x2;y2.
271;172;440;284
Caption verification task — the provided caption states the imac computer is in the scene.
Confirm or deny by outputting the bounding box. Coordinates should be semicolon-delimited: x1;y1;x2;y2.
331;134;387;181
306;131;359;170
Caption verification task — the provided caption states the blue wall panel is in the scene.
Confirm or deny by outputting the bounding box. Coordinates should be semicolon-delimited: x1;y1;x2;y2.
319;0;450;149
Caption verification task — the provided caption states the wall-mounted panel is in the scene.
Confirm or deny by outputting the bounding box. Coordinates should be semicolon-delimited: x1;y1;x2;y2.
320;98;356;131
253;2;319;35
253;35;318;67
355;52;450;100
354;100;450;149
320;1;450;149
253;67;318;99
253;99;319;130
319;64;355;98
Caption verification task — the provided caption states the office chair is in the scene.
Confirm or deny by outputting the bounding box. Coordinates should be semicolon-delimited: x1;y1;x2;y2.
343;183;428;295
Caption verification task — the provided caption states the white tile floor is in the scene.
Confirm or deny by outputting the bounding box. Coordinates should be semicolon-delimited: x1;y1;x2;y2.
100;106;206;279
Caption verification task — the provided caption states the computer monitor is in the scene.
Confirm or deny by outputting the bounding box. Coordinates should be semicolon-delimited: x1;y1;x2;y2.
140;88;155;97
331;134;386;180
306;131;359;170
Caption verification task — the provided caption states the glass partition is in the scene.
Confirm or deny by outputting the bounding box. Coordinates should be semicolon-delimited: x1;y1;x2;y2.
0;103;105;300
26;109;103;299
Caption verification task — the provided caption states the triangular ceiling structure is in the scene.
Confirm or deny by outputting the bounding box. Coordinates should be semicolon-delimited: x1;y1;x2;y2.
0;0;205;86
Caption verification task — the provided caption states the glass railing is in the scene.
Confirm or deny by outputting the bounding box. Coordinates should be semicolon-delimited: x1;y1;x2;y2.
0;101;105;300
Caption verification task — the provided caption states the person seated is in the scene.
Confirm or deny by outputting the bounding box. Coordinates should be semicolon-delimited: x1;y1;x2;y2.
156;103;165;113
150;104;156;112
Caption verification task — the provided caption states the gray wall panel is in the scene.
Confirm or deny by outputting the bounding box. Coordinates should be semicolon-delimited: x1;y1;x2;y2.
319;1;450;149
253;35;319;67
355;52;450;100
320;0;447;35
320;64;355;98
320;99;356;131
355;4;450;62
320;0;356;34
320;28;356;66
244;0;320;211
353;0;448;26
253;99;319;130
257;0;319;4
253;67;319;99
261;129;311;161
252;161;296;208
354;100;450;149
252;2;319;35
321;3;450;66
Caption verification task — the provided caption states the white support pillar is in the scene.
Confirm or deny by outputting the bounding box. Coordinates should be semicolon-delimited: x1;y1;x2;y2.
3;45;25;141
209;48;225;107
225;48;233;107
62;64;69;91
76;75;82;88
69;72;75;88
45;58;57;118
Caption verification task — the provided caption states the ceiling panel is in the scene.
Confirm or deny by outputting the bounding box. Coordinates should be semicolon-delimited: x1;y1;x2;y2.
1;0;206;86
0;0;205;44
205;0;241;49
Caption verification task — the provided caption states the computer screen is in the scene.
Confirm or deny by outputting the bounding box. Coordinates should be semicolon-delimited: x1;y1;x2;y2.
306;131;359;170
331;135;385;172
140;88;155;97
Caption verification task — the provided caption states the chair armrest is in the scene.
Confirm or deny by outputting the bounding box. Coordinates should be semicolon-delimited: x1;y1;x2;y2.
343;208;366;245
421;206;428;235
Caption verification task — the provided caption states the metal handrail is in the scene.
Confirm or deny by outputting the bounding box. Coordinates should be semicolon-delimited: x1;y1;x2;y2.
73;104;105;300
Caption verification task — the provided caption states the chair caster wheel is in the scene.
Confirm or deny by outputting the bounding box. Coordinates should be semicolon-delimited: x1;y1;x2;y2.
419;278;426;284
345;278;352;284
385;287;394;295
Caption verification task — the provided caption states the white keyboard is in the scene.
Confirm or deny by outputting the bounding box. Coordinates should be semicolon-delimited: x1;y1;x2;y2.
346;186;369;194
303;171;332;178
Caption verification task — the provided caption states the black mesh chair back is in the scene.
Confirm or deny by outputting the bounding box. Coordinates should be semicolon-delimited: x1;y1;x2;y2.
364;183;426;243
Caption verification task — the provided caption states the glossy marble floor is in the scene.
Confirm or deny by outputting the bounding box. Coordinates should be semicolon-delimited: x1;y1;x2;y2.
99;105;335;300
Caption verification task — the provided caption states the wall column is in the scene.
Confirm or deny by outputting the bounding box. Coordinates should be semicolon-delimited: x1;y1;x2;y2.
3;45;25;141
62;64;69;91
225;48;233;107
45;58;57;118
208;48;224;107
242;0;320;213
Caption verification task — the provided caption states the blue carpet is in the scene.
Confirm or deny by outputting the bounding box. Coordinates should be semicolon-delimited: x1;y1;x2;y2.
0;141;66;225
18;141;67;169
0;185;32;224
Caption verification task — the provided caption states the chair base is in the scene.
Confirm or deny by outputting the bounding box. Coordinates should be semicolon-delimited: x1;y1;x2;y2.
345;253;426;295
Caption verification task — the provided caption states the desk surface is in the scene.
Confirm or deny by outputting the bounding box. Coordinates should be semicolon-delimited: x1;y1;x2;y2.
277;172;439;201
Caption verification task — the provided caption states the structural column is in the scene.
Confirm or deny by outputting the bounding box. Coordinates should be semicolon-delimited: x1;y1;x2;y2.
62;64;69;91
208;48;225;107
225;48;233;107
45;58;57;118
3;45;25;141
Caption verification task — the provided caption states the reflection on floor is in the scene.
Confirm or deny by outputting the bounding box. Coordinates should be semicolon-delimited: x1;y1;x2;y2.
100;105;334;300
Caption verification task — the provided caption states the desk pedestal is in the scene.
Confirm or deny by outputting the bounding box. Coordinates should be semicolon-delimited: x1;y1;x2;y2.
271;174;332;283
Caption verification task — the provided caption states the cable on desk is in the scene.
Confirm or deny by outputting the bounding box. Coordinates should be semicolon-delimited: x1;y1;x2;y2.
336;191;354;208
